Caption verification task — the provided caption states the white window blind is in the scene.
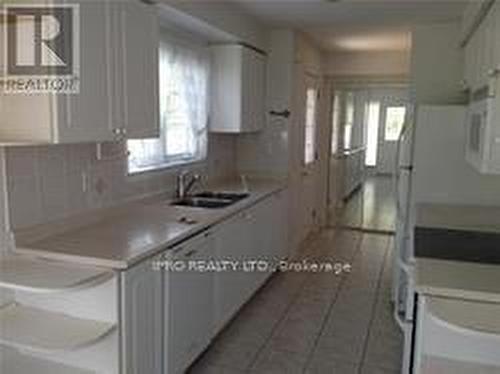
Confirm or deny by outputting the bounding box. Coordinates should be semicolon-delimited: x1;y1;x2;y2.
127;34;209;174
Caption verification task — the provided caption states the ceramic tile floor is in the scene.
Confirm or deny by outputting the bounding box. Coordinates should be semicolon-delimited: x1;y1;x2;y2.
188;229;403;374
337;176;396;233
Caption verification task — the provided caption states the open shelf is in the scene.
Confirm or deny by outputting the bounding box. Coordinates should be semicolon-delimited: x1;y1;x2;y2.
0;303;116;354
0;347;93;374
0;254;114;294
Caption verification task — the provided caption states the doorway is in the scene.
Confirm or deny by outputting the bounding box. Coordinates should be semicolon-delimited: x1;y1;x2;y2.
328;85;408;233
299;75;321;242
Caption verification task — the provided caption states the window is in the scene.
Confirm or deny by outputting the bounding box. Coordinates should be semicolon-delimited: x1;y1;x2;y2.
343;92;354;150
127;34;209;174
331;92;340;155
304;88;318;165
365;101;381;167
384;106;406;141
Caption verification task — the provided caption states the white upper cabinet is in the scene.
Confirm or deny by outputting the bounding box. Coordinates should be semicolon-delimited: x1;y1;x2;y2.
463;1;500;91
0;0;159;144
56;1;115;144
210;44;266;133
0;1;114;144
114;0;159;139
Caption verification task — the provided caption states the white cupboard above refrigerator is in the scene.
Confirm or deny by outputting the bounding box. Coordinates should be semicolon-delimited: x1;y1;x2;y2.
462;0;500;174
210;44;266;133
465;77;500;174
462;0;500;91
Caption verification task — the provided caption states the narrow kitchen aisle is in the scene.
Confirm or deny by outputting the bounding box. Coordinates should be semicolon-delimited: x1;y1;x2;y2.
189;229;402;374
336;176;396;233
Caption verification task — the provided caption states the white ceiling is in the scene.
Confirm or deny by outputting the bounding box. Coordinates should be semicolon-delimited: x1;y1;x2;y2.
231;0;468;52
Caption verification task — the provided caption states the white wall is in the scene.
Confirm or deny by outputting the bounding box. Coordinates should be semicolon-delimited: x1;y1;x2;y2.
5;135;236;230
237;30;329;255
410;22;466;105
237;29;295;177
324;50;410;79
296;32;324;75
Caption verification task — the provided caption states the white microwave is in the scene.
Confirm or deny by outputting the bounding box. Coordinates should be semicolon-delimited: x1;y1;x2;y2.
465;76;500;174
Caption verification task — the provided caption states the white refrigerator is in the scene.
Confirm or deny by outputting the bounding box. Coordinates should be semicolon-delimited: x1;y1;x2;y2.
392;104;467;373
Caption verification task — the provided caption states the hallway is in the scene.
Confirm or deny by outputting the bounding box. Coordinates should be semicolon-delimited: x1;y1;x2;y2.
337;176;396;233
189;230;402;373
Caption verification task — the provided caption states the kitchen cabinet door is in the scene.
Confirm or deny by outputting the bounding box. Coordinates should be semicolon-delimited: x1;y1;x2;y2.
0;1;117;144
166;232;215;374
249;198;276;287
116;0;159;139
252;190;288;275
56;0;115;143
493;2;500;72
241;47;266;132
470;32;480;90
464;39;474;90
210;44;266;133
476;21;487;87
213;212;255;332
270;189;289;260
482;7;496;81
121;255;163;374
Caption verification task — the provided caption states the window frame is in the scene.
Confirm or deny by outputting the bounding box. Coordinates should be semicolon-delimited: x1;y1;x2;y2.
384;106;406;142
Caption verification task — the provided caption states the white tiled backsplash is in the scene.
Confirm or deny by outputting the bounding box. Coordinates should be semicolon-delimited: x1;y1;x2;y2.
5;135;237;230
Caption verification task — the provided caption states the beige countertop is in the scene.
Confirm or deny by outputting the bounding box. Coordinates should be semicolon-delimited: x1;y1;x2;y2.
416;258;500;303
13;178;286;270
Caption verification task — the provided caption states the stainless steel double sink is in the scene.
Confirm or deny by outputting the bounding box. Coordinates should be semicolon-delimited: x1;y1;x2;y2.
171;191;250;209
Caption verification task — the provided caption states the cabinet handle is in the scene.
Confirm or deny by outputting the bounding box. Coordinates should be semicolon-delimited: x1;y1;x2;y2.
121;127;127;135
112;128;121;135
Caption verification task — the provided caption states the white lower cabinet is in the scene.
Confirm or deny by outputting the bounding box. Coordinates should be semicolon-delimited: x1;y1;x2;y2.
214;210;256;332
0;191;287;374
214;190;288;333
121;255;163;374
165;232;215;374
255;189;289;262
122;190;288;373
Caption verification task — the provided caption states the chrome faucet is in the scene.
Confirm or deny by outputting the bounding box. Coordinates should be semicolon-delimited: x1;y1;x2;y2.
176;171;201;199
